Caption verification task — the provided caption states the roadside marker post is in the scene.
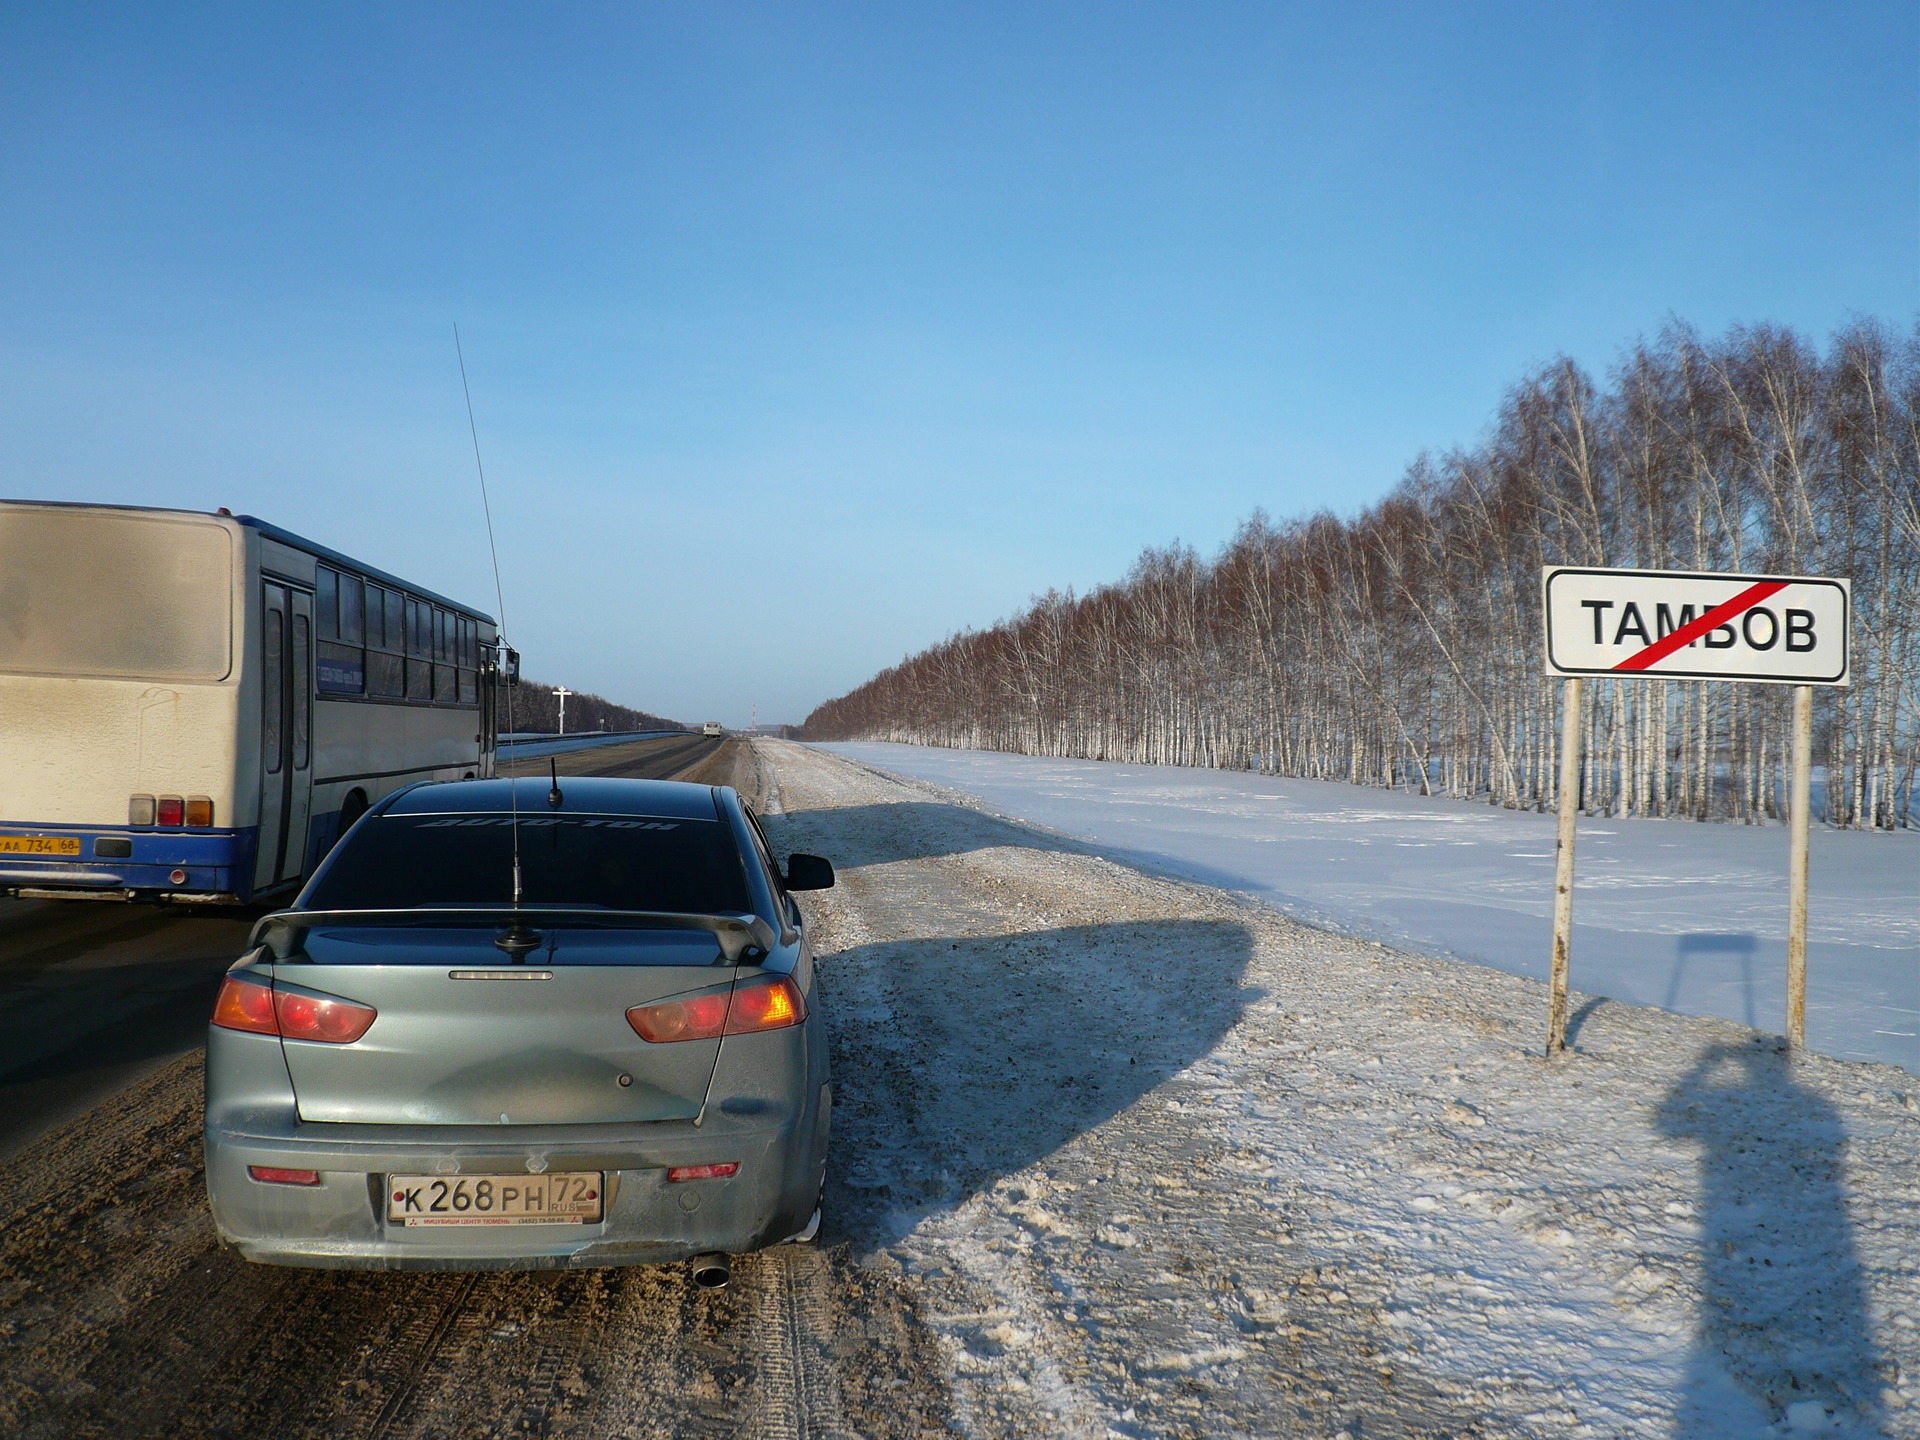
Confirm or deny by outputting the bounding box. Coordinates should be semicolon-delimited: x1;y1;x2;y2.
1540;568;1850;1055
1547;675;1582;1054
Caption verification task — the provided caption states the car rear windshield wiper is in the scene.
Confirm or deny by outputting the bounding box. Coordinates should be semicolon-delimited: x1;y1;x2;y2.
248;908;777;964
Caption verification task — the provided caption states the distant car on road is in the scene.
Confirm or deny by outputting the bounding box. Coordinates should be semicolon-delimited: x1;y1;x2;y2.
203;775;834;1284
701;721;724;737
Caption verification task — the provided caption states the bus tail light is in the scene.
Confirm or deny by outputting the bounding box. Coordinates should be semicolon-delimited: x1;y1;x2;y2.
129;795;156;826
156;796;184;827
185;796;214;827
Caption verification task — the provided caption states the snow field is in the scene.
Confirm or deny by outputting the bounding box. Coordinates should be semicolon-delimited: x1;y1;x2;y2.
820;744;1920;1074
762;740;1920;1439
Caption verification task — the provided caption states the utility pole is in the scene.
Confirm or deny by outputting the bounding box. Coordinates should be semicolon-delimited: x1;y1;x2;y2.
554;685;572;737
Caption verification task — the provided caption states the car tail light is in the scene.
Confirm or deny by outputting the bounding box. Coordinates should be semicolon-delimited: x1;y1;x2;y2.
156;795;184;827
248;1166;321;1186
275;989;378;1044
129;794;156;826
724;975;807;1035
666;1162;739;1183
212;974;278;1035
627;988;730;1043
211;975;376;1044
184;796;214;827
627;976;806;1043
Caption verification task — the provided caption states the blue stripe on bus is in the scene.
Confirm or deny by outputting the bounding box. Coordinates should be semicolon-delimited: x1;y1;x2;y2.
3;810;366;900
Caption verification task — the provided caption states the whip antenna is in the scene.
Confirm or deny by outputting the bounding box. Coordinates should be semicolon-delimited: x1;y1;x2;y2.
455;322;522;908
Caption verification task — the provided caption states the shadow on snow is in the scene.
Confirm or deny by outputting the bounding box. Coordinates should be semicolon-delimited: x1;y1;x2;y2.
1656;1042;1886;1435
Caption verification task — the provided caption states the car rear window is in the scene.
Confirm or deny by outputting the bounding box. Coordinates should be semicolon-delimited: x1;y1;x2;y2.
304;813;753;914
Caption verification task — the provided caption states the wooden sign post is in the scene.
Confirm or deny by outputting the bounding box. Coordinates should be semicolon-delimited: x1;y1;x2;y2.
1540;568;1850;1055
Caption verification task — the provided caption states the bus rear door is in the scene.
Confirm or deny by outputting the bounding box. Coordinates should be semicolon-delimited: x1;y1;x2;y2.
254;582;314;894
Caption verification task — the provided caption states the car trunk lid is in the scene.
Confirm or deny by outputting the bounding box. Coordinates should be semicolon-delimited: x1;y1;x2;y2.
275;926;733;1126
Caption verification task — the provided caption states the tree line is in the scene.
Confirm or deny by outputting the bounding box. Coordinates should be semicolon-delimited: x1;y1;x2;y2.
496;679;683;737
803;320;1920;828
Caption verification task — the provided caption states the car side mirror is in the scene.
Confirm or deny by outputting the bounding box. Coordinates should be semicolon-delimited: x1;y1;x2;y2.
783;853;834;891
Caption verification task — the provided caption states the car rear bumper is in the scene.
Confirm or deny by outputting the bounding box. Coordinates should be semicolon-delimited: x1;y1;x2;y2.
204;1092;830;1272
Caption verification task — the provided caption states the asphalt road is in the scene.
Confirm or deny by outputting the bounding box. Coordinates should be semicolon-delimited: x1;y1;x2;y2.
0;736;952;1440
0;732;727;1163
500;730;721;781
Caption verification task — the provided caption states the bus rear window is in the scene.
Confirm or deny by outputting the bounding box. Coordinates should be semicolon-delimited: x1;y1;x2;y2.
0;510;233;681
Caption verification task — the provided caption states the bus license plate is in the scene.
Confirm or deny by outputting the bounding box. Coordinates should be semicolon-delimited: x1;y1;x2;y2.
0;836;80;856
387;1172;604;1226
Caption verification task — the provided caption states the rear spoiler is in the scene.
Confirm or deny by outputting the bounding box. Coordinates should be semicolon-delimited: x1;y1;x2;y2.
248;908;778;964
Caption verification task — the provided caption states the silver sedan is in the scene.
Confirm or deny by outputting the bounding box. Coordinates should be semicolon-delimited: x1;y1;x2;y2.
203;776;833;1286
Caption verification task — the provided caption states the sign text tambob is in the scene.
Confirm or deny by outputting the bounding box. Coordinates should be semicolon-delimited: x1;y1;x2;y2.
1542;567;1850;686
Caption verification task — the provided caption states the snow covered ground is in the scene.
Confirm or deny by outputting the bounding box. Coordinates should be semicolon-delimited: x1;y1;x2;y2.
821;744;1919;1075
761;740;1920;1439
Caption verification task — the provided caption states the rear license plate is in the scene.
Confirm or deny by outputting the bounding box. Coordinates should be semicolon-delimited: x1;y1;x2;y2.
0;836;80;856
386;1172;604;1226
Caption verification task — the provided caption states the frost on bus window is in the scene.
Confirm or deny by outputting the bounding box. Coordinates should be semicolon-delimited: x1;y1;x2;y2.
0;510;233;681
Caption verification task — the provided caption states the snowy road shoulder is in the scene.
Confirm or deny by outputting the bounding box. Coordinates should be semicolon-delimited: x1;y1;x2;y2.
820;742;1920;1074
762;740;1920;1439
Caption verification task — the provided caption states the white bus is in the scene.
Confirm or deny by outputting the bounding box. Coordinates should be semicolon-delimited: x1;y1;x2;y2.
0;500;501;905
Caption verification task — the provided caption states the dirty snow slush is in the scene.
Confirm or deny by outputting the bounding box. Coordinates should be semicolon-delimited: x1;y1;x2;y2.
2;738;1915;1438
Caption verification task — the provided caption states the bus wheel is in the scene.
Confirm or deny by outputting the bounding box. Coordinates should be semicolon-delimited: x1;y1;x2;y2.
334;791;369;851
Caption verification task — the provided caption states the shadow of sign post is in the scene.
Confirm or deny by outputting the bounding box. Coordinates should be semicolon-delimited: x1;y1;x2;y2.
1667;933;1762;1030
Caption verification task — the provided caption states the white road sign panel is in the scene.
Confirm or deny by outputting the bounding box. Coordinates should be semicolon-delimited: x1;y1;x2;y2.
1542;567;1849;685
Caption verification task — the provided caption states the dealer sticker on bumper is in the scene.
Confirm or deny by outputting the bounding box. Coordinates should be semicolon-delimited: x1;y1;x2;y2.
387;1172;603;1225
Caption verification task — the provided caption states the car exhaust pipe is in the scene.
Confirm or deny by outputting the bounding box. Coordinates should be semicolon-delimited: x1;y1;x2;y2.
690;1253;731;1291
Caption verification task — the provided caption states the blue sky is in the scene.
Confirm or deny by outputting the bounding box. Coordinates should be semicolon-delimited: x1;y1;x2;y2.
2;4;1913;725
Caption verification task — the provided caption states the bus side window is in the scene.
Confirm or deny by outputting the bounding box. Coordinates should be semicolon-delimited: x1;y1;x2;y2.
406;598;432;701
315;568;338;642
339;574;363;644
385;589;405;655
458;617;478;704
365;585;404;699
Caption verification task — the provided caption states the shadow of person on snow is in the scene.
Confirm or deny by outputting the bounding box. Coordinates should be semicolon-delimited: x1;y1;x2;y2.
1655;1041;1886;1436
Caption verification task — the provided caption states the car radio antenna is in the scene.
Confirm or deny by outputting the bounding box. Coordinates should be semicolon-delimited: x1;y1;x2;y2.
455;322;522;908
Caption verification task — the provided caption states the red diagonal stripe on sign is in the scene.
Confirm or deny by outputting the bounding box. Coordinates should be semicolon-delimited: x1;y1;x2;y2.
1612;579;1789;672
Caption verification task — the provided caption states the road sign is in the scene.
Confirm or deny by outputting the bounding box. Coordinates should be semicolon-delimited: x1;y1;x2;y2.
1542;567;1850;686
1539;564;1852;1059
